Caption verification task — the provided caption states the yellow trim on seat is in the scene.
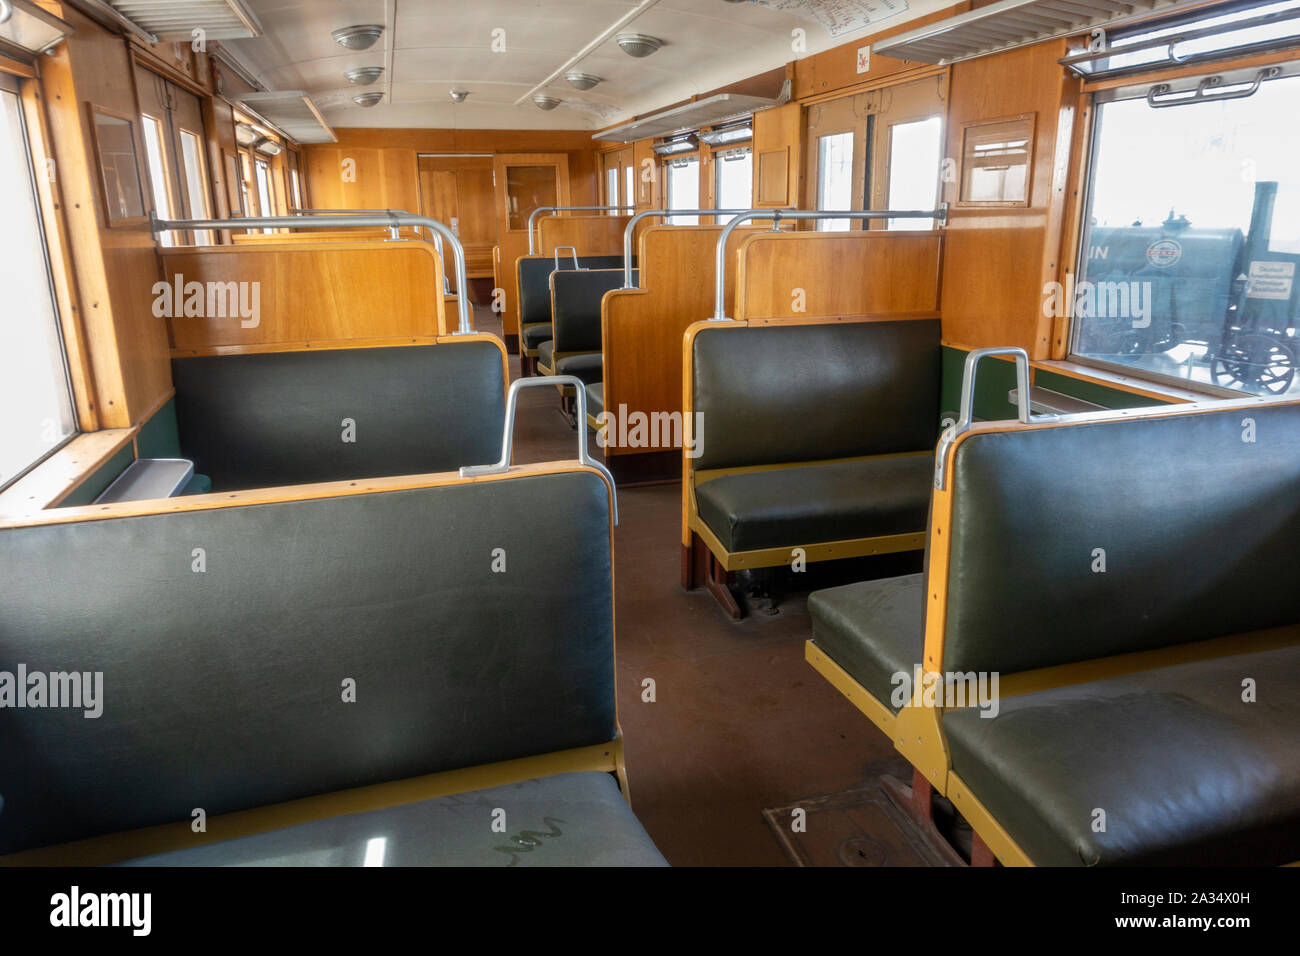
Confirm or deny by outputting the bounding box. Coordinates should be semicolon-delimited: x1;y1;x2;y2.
2;739;624;867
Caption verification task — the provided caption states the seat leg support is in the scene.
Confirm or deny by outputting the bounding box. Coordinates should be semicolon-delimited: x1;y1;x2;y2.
704;548;742;620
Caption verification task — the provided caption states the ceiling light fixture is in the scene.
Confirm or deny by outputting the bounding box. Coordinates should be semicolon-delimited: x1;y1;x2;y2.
332;24;384;50
352;91;384;108
699;122;753;146
450;89;469;103
344;66;384;85
532;93;561;110
252;137;284;156
616;33;662;58
651;133;698;156
565;72;602;90
0;0;76;56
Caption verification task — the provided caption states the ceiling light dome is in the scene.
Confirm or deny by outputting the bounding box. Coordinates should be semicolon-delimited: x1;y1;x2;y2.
565;72;602;90
344;66;384;85
352;91;384;107
332;24;384;50
616;33;662;57
450;89;469;103
532;93;561;110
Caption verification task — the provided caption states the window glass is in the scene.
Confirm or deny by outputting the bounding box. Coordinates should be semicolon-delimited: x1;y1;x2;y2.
0;88;77;489
607;166;618;209
714;147;753;224
626;164;636;209
1072;73;1300;396
505;164;558;231
1102;0;1300;74
666;156;700;225
290;166;302;211
887;116;943;229
178;129;213;244
816;131;854;231
255;157;273;234
140;114;174;247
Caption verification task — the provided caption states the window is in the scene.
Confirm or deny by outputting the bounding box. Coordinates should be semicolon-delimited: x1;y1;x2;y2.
714;146;753;223
140;114;174;247
290;165;302;212
626;165;636;208
606;166;618;208
0;81;77;489
816;131;854;231
178;129;213;244
887;116;943;229
1071;72;1300;396
254;157;273;233
666;156;700;224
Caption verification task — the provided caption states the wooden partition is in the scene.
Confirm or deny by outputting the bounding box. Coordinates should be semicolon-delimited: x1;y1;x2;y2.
598;225;764;475
159;240;450;354
733;230;944;320
230;228;414;244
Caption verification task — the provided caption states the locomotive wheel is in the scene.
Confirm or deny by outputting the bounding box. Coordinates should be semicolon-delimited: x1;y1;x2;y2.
1211;334;1297;395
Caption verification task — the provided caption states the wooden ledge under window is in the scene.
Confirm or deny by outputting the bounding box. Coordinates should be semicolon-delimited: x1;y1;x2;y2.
0;428;136;519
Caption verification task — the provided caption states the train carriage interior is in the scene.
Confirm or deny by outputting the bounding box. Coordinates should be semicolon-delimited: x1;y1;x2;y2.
1;0;1299;900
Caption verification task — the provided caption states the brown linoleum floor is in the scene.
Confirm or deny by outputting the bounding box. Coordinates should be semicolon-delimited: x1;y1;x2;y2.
475;304;915;866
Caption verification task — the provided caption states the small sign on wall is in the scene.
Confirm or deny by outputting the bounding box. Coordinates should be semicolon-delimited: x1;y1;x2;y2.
857;45;871;74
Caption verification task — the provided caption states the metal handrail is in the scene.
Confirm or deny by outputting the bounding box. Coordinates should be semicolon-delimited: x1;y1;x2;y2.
619;208;795;288
152;211;472;334
712;205;949;320
934;347;1033;490
527;205;634;255
460;376;618;525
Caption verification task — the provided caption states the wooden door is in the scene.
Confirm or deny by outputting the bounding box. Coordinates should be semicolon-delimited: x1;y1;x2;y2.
418;155;495;292
492;153;571;341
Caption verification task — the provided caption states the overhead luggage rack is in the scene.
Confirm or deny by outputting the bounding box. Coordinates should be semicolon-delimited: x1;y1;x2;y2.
873;0;1209;65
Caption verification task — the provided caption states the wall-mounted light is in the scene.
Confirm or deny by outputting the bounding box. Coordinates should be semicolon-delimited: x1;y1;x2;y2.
252;137;284;156
699;122;752;146
616;33;662;57
532;93;561;110
651;133;698;156
565;72;602;90
344;66;384;85
332;24;384;50
234;122;260;145
0;0;76;57
352;91;384;108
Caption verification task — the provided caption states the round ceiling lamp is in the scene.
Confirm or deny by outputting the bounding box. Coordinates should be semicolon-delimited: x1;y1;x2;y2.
344;66;384;85
450;89;469;103
565;72;602;90
616;33;662;57
352;91;384;107
332;24;384;50
532;93;561;110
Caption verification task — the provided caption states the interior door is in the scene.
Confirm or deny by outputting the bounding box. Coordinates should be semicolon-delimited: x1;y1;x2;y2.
492;153;571;340
418;154;495;292
865;74;946;229
805;92;870;230
135;65;216;243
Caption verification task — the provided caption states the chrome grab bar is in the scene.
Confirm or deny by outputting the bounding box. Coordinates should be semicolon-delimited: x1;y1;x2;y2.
460;376;618;525
712;205;949;321
619;209;793;289
553;246;583;272
934;347;1033;491
152;211;473;334
527;205;634;255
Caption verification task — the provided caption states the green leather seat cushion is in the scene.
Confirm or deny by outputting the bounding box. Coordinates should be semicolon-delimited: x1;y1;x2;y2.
695;454;933;553
586;382;604;418
556;352;603;386
119;772;667;867
522;323;553;349
943;643;1300;866
808;573;925;714
538;339;554;370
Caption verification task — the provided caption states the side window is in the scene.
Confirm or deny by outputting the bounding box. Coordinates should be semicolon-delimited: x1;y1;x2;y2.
886;116;944;229
815;131;854;231
714;146;753;224
140;114;175;247
665;155;701;225
0;78;77;489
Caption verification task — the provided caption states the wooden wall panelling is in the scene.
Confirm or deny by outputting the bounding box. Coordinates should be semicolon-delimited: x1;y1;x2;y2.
536;214;631;257
600;225;764;455
733;230;943;320
159;240;447;352
40;5;172;428
752;101;802;207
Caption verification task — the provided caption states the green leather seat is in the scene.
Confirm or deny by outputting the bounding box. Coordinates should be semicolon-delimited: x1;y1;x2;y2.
538;341;602;385
586;382;604;418
119;772;668;867
522;322;553;350
943;643;1300;866
808;573;925;713
695;454;933;553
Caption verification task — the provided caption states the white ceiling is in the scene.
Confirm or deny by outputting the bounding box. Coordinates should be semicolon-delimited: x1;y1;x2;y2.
219;0;950;136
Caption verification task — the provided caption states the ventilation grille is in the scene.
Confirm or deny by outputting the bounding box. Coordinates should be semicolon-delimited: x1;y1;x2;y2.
237;92;337;145
107;0;262;41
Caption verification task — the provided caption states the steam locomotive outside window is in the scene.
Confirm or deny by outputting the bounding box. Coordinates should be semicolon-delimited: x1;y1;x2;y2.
1071;72;1300;396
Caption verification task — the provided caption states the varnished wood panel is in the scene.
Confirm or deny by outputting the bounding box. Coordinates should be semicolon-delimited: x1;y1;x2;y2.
159;240;447;351
752;102;802;208
600;225;763;456
537;214;631;257
735;231;943;319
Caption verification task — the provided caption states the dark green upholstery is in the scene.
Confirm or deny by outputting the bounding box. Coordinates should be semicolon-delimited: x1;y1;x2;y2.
0;470;620;857
691;319;941;471
943;402;1300;674
551;269;635;355
556;353;603;386
943;644;1300;866
120;772;667;867
538;339;554;370
809;574;925;713
171;342;504;492
695;454;933;552
522;322;553;350
587;382;604;418
518;255;625;329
